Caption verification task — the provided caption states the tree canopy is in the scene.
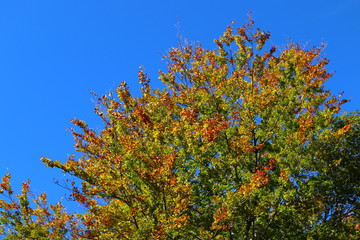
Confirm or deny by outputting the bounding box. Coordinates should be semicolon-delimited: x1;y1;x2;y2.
1;18;359;239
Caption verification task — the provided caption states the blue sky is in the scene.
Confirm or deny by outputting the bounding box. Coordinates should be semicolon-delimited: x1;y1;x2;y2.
0;1;359;207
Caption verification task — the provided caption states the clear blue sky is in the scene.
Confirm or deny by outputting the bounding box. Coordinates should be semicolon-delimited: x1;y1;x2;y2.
1;1;359;208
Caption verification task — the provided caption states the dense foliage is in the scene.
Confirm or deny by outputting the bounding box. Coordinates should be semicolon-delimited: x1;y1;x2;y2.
1;18;359;239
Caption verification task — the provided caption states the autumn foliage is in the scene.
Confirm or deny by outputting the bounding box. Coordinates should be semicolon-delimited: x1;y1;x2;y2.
1;17;359;239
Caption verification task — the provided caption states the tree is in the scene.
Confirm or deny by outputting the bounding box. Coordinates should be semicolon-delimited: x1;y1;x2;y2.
1;17;359;239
